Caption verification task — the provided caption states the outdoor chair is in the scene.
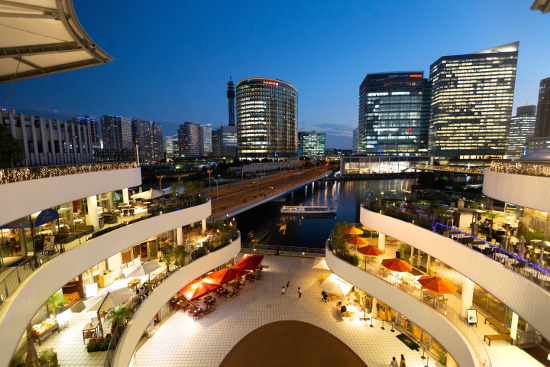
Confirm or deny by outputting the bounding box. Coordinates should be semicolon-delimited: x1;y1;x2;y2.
83;329;95;344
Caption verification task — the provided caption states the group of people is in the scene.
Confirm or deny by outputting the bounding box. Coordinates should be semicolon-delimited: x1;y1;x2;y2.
281;280;302;298
135;283;152;302
390;354;406;367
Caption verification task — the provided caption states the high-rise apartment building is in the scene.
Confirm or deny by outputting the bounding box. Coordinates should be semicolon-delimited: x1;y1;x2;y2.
178;122;202;157
131;119;164;163
357;72;430;156
152;122;164;161
227;77;236;127
298;131;326;158
506;106;536;159
429;42;519;160
201;124;213;156
236;78;298;159
101;115;132;150
165;135;179;159
68;116;100;149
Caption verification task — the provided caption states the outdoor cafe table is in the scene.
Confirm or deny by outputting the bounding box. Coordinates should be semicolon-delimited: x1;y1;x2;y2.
127;278;140;290
82;321;100;342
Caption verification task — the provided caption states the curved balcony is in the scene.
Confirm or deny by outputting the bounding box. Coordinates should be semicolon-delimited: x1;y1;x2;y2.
111;232;242;367
0;163;141;226
326;244;482;367
0;199;211;367
360;205;550;343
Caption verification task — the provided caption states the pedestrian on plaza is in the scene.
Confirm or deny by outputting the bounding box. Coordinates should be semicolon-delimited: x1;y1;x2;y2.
281;286;286;295
298;286;302;298
400;354;406;367
286;280;290;289
390;356;397;367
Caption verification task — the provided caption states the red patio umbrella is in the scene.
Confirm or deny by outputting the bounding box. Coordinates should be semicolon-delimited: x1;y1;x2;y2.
418;276;458;294
381;258;413;273
208;267;248;284
180;278;222;301
237;254;264;271
358;245;384;256
346;236;368;246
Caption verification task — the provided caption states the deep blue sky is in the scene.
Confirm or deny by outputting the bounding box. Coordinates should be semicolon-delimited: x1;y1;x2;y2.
1;0;549;148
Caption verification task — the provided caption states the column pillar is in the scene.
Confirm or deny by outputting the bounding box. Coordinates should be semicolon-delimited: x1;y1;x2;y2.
371;298;377;319
510;312;519;342
410;247;415;264
417;249;422;268
426;255;431;274
378;233;386;251
176;227;183;247
460;277;475;318
201;219;206;233
86;195;99;228
122;188;129;205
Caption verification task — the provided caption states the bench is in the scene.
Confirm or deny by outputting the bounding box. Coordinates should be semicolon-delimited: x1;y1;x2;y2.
484;334;513;346
484;318;510;334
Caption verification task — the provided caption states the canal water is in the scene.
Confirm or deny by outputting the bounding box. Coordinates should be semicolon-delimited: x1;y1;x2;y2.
235;179;415;249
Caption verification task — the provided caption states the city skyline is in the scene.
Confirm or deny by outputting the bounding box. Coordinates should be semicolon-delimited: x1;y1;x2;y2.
0;1;548;148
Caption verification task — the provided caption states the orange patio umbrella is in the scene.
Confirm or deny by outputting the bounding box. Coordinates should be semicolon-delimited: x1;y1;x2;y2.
208;267;249;284
358;245;384;256
418;276;458;294
346;236;368;246
381;258;413;273
237;254;264;271
344;227;363;235
180;278;222;301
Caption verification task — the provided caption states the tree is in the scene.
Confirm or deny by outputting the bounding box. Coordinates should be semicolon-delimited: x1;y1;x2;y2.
45;292;67;317
0;124;25;168
484;212;502;233
106;307;132;328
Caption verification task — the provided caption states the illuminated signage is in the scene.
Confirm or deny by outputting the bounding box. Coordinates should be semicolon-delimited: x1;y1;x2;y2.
263;81;278;86
409;74;422;78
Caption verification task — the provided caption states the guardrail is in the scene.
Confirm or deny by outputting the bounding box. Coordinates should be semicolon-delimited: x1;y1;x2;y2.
241;243;324;257
488;161;550;177
417;165;485;175
0;194;208;307
0;162;138;185
327;241;492;367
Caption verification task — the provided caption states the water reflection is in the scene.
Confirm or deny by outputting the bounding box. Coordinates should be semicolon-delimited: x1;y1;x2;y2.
236;179;415;248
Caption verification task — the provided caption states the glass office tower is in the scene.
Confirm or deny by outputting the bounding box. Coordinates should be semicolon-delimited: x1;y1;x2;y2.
236;78;298;159
357;72;430;156
429;42;519;160
506;106;536;160
298;131;326;158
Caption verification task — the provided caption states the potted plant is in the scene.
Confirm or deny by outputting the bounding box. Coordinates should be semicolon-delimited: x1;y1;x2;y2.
44;292;67;317
38;348;58;366
106;307;132;329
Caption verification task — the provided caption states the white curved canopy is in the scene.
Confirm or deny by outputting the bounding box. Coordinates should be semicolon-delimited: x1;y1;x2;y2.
0;0;113;84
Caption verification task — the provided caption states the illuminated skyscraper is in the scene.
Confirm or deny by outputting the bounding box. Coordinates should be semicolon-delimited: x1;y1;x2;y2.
534;77;550;138
236;78;298;159
429;42;519;160
178;122;202;157
201;124;213;156
132;119;164;163
101;115;132;149
357;72;430;156
68;115;100;149
227;77;236;127
298;131;326;158
506;106;536;159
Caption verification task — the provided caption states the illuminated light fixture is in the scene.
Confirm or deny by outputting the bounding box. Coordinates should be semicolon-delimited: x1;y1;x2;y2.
409;74;422;78
262;81;278;86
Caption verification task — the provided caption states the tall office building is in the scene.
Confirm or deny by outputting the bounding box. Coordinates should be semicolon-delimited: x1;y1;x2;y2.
534;77;550;138
101;115;132;150
506;106;536;159
68;116;100;149
357;72;430;156
165;135;179;159
152;122;164;161
220;125;237;157
236;78;298;159
429;42;519;160
352;129;358;154
131;119;164;163
227;77;236;127
178;122;202;157
298;131;326;158
201;124;213;156
211;129;220;156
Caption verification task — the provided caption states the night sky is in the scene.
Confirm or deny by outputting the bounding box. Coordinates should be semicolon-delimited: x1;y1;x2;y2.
1;0;548;148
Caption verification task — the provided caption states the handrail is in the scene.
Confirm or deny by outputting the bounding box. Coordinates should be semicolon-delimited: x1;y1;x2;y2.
0;162;138;185
104;229;241;367
327;240;491;367
488;161;550;177
364;201;550;292
0;193;208;308
241;243;325;256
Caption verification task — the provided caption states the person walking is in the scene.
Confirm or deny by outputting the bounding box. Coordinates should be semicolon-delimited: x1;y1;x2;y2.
286;280;290;290
390;356;397;367
400;354;406;367
281;286;286;295
298;286;302;298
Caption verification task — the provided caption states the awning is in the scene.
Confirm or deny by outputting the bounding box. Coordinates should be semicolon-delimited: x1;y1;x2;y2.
318;273;352;297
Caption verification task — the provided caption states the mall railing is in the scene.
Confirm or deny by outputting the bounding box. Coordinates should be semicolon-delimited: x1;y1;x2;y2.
0;194;208;307
327;240;492;367
488;161;550;177
364;200;550;293
103;229;241;367
241;243;325;257
417;165;485;175
0;162;138;185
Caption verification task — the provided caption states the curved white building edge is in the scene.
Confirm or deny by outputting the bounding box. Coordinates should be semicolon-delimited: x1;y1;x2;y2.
0;200;210;366
360;206;550;342
113;234;242;367
0;167;141;226
326;249;480;367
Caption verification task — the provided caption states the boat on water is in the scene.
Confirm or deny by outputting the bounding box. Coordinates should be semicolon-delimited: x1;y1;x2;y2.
280;206;337;215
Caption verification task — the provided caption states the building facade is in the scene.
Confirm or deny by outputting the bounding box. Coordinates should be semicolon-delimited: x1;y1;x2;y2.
357;72;430;156
101;115;132;150
506;105;536;159
429;42;519;160
178;122;202;157
236;78;298;159
165;135;178;159
220;125;237;157
2;111;93;166
201;124;213;156
68;116;100;149
534;77;550;138
298;131;326;158
131;119;164;163
227;77;236;127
